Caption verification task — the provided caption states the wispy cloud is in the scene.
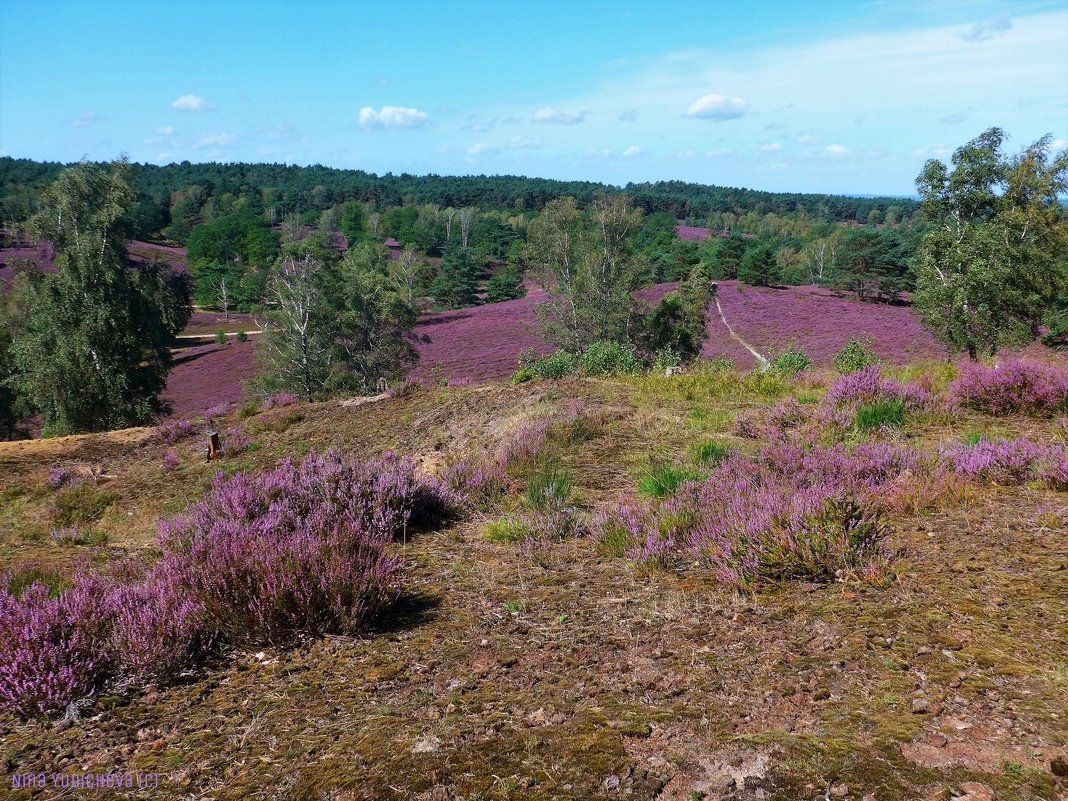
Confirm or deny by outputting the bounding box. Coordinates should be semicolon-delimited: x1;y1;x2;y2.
938;111;968;124
171;94;214;112
759;142;782;152
467;134;544;156
621;145;643;158
532;107;589;125
195;132;237;148
358;106;430;129
685;94;748;121
823;144;849;156
69;112;102;128
155;125;175;136
961;14;1012;43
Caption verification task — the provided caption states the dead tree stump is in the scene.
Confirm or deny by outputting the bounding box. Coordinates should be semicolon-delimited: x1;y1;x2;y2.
206;430;222;461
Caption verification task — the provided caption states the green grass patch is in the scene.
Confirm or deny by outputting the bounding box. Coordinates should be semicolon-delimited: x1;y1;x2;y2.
523;464;573;509
50;483;119;528
854;398;905;431
691;439;730;466
637;463;702;499
484;518;531;544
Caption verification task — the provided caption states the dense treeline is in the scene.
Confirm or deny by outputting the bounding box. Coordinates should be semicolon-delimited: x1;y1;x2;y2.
0;156;918;243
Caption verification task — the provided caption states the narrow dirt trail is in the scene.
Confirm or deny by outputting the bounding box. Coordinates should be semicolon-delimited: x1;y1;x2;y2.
714;295;770;370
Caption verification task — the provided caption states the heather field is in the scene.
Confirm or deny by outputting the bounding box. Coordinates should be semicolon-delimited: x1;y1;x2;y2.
161;279;950;419
1;357;1066;800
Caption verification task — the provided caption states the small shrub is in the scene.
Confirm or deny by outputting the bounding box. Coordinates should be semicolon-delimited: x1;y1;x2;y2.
693;440;731;466
950;359;1068;417
238;401;259;419
0;575;116;717
833;338;880;375
51;483;118;528
769;343;812;376
580;340;642;377
46;467;81;490
942;439;1067;489
215;330;228;345
637;463;701;498
50;528;109;547
222;426;252;456
262;393;299;410
161;451;180;471
854;398;905;431
157;419;196;445
822;366;931;429
512;349;578;383
203;402;232;422
236;330;248;343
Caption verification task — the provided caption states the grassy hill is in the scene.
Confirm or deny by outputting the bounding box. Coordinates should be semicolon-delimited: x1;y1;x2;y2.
1;359;1065;800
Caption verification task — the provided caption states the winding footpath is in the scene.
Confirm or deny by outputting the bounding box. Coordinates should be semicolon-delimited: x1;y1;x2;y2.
713;295;770;370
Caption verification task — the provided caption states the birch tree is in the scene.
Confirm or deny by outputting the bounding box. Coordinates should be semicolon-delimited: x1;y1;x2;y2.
914;128;1068;358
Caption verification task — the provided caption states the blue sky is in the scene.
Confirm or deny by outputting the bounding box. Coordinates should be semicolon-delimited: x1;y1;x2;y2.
1;0;1065;195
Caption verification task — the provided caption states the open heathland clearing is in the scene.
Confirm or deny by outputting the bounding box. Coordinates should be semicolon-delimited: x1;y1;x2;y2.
1;358;1066;801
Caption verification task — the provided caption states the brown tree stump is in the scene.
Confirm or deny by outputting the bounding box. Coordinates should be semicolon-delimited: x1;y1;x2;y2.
206;430;222;461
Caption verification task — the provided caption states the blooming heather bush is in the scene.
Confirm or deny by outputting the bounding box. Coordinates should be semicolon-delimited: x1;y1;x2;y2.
942;440;1068;490
733;397;812;442
0;575;115;718
202;402;233;422
161;451;180;470
109;577;206;682
949;359;1068;417
157;419;196;445
262;392;299;410
157;450;439;642
46;467;84;490
594;442;924;585
222;426;252;456
822;366;932;429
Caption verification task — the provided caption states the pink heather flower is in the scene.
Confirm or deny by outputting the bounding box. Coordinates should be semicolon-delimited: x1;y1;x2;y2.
950;359;1068;417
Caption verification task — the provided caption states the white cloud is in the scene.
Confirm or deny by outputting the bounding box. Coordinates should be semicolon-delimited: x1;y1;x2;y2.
823;144;849;156
155;125;175;136
759;142;782;152
358;105;430;129
622;145;643;158
685;94;748;121
69;112;102;128
532;107;589;125
796;134;819;145
195;132;237;148
1049;138;1066;151
961;14;1012;43
171;94;213;112
466;117;497;133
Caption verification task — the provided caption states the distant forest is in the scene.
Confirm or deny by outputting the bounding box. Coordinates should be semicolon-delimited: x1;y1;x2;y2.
0;156;918;241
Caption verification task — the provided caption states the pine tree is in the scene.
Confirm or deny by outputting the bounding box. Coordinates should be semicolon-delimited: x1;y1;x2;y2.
428;246;479;309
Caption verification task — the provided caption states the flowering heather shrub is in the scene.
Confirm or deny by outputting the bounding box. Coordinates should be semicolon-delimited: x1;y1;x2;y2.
109;577;206;682
0;575;116;718
222;427;252;456
157;450;433;642
202;402;233;422
161;451;180;471
822;366;932;428
594;442;923;585
942;440;1068;490
157;419;196;445
949;359;1068;417
46;467;81;490
732;398;812;443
